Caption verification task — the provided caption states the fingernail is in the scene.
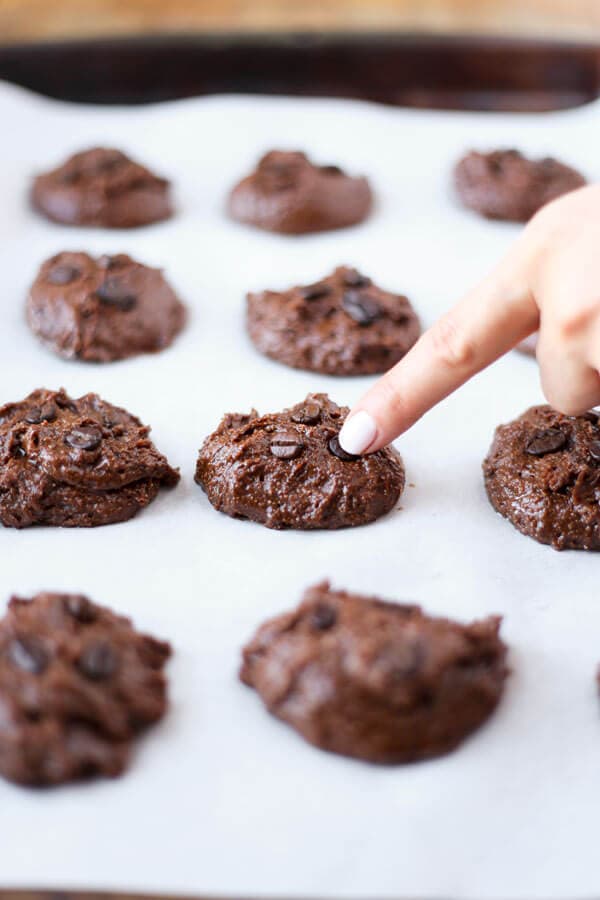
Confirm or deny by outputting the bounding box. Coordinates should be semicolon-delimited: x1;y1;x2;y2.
339;410;378;455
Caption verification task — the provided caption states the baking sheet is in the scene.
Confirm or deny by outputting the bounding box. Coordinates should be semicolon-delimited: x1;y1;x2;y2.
0;79;598;900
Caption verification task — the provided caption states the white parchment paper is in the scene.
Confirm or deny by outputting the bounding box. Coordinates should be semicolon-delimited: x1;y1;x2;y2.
0;80;598;900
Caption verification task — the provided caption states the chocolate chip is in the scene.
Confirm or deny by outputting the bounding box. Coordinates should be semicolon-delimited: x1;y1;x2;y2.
589;441;600;462
380;638;424;680
310;604;337;630
47;264;80;286
96;277;136;312
25;402;57;425
497;149;520;164
489;149;524;174
342;269;371;288
291;401;322;425
580;411;599;424
98;255;125;271
9;636;48;674
270;432;304;460
328;435;359;461
299;283;332;301
64;594;97;624
65;425;103;451
525;428;567;457
262;160;292;174
55;394;78;412
96;153;125;174
320;165;343;176
78;641;117;681
24;408;42;424
259;161;298;191
342;289;382;326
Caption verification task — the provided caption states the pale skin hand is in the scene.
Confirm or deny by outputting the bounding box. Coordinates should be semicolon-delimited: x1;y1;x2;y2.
339;184;600;456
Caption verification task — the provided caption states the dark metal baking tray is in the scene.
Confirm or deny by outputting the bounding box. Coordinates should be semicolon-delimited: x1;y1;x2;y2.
0;33;599;111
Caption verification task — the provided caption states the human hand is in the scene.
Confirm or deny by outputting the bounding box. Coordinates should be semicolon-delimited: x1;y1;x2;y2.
339;183;600;455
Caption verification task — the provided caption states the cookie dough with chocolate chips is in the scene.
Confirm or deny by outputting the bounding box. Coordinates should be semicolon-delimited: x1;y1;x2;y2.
454;149;586;222
241;581;508;764
31;147;173;228
195;394;404;530
247;266;421;375
483;405;600;550
228;151;372;234
0;592;171;786
27;252;186;362
0;388;179;528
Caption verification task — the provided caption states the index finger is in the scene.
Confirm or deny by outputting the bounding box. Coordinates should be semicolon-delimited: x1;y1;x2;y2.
338;263;538;455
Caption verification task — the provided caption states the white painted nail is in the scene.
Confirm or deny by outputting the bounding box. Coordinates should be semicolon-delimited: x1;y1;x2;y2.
339;410;378;455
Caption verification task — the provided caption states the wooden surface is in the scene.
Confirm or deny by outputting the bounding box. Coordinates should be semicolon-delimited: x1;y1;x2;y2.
1;0;600;44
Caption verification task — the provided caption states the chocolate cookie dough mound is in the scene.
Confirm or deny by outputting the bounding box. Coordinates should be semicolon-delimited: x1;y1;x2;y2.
0;388;179;529
27;252;186;362
228;151;372;234
195;394;404;529
0;592;170;786
241;582;507;764
454;149;586;222
247;266;421;376
483;405;600;550
31;147;172;228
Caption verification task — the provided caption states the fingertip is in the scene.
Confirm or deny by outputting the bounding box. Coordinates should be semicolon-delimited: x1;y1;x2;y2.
338;409;378;456
537;342;600;415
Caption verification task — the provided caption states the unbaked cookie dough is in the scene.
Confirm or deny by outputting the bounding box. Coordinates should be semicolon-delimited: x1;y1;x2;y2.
27;252;186;362
31;147;173;228
195;393;404;529
241;581;508;763
228;150;372;234
0;388;179;528
484;405;600;550
246;266;420;375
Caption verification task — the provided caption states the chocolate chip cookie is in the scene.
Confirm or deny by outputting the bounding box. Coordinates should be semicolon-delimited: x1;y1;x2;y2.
31;147;173;228
454;149;586;222
483;405;600;550
0;388;179;528
195;394;404;530
0;592;170;786
241;581;507;764
27;252;186;363
247;266;421;376
228;151;372;234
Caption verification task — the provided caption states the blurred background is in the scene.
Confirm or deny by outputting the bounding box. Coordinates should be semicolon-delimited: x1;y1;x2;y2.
1;1;599;110
0;0;599;42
